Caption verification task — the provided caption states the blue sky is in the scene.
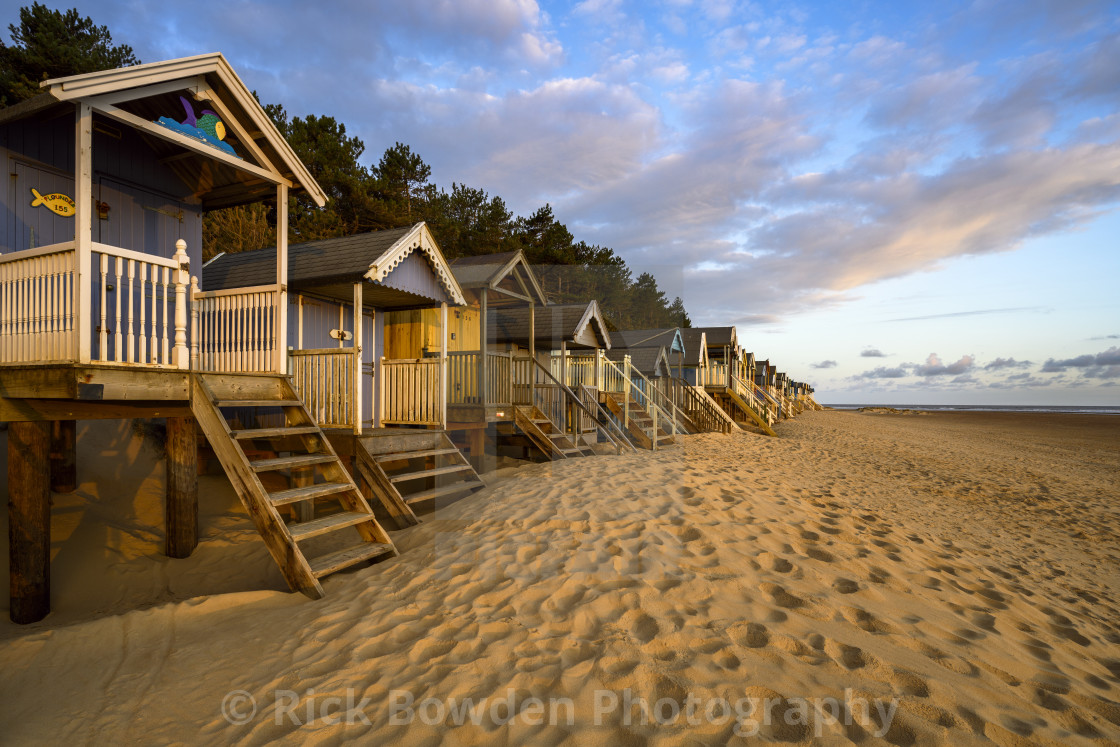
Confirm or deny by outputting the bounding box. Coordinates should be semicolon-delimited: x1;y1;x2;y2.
10;0;1118;403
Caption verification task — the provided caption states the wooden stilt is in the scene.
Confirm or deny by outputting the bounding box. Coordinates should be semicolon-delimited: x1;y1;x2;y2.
9;420;51;624
292;466;315;523
468;426;486;472
49;420;77;493
165;416;198;559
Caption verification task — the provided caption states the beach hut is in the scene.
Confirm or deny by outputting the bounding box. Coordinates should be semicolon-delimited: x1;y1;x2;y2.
0;53;401;619
204;223;488;526
440;250;551;464
692;327;774;435
488;300;628;457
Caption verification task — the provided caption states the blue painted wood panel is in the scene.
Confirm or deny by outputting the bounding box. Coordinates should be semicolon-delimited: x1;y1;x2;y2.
376;249;449;302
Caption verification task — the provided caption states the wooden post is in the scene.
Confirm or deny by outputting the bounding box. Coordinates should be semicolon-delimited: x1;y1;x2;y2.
370;309;377;427
75;103;93;363
171;240;190;368
275;184;289;373
165;416;198;559
353;283;363;435
468;426;486;472
560;340;568;434
528;300;535;404
293;467;314;523
9;420;51;624
623;353;631;429
479;288;488;409
440;301;448;428
49;420;76;493
651;403;658;452
297;294;304;348
189;276;199;370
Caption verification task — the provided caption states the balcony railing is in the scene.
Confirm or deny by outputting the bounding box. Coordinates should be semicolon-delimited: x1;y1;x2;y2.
0;242;76;363
2;240;197;368
290;348;358;430
191;283;281;373
381;357;443;426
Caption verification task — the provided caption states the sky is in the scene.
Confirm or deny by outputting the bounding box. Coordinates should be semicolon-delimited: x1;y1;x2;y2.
9;0;1119;404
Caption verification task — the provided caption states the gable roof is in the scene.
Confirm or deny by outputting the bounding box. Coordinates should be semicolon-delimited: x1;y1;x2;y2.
202;223;466;306
34;53;326;209
490;301;611;349
450;250;548;305
614;328;685;354
607;345;672;377
678;329;708;366
694;326;737;348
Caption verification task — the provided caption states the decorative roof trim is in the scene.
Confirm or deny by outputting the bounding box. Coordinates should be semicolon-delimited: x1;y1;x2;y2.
365;222;467;306
574;300;611;350
41;52;327;208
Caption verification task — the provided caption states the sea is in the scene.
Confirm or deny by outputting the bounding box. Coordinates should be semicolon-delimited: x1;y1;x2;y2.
824;404;1120;415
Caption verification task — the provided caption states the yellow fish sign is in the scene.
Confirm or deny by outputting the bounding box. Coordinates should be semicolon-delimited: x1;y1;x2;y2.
30;188;76;217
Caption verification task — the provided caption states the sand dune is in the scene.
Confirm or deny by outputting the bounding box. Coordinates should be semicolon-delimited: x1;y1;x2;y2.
1;411;1118;745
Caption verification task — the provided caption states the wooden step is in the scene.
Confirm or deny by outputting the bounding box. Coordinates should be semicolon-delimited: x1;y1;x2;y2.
289;511;373;541
251;454;336;472
269;482;352;506
389;463;474;483
232;425;319;439
309;542;395;578
531;419;551;424
403;479;485;505
374;447;460;462
216;399;303;408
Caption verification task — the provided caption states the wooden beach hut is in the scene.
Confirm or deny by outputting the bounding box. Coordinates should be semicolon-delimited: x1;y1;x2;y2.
694;327;775;435
488;300;625;458
204;223;489;527
0;53;399;621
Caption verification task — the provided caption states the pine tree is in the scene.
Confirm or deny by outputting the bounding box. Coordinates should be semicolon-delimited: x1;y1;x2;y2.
0;3;139;106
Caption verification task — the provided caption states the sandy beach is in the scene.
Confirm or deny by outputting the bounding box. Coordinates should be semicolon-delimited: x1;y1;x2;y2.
1;410;1119;745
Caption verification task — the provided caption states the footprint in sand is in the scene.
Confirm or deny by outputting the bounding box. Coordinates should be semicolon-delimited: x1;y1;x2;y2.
832;577;859;594
728;621;770;648
620;610;659;643
759;582;804;609
841;606;897;634
757;551;793;573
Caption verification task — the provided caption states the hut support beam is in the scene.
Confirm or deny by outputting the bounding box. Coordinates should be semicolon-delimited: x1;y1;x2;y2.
165;416;198;559
9;420;51;624
49;420;77;493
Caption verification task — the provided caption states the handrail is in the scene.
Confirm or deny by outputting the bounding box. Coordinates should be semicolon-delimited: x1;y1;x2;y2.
520;355;636;453
92;241;178;269
670;376;734;433
598;352;684;435
0;240;75;263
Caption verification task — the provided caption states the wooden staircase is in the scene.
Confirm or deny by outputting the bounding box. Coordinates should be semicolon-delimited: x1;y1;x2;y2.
600;391;675;450
356;430;485;526
514;405;595;459
190;373;397;599
718;384;777;437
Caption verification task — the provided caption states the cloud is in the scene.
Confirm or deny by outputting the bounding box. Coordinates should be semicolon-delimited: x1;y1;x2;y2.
886;307;1049;323
860;348;887;357
914;353;975;376
1040;346;1120;378
984;357;1032;370
812;360;837;369
857;365;909;379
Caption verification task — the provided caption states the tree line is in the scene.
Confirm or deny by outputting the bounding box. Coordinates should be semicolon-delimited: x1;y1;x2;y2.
1;3;691;330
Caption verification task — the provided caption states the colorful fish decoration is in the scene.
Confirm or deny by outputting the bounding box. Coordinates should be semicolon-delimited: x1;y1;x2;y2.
154;96;240;158
30;188;76;217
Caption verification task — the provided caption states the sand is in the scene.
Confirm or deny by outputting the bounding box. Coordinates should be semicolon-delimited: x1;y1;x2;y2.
1;410;1118;745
